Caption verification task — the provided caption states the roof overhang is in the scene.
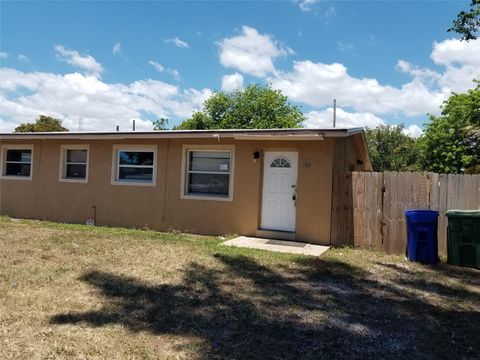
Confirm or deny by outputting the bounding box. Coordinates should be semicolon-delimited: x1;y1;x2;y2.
0;127;363;140
233;134;324;141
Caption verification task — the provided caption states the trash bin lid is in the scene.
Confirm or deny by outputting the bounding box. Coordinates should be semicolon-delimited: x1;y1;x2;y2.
445;210;480;218
405;210;439;222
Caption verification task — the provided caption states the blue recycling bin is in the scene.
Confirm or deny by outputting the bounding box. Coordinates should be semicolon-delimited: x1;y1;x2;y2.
405;210;439;264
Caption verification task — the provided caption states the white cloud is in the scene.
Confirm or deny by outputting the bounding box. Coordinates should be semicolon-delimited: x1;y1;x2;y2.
221;73;244;92
432;38;480;66
17;54;29;62
148;61;180;80
325;6;336;17
148;60;165;73
166;68;181;81
54;45;103;78
0;52;8;59
402;124;423;138
0;67;211;132
304;108;385;129
218;26;293;77
164;37;189;48
304;107;424;138
337;41;355;53
113;42;122;55
265;37;479;120
298;0;319;12
430;38;480;92
269;60;447;117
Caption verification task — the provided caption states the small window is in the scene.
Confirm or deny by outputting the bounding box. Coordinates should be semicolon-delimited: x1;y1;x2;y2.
112;145;157;186
60;145;89;182
1;146;33;179
185;150;231;198
270;157;291;168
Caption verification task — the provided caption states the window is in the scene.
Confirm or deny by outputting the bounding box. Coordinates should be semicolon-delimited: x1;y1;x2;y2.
181;146;234;201
270;157;291;168
1;145;33;180
111;145;157;186
59;145;89;183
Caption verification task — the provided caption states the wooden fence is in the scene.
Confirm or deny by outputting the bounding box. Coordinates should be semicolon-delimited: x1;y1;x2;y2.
331;171;480;255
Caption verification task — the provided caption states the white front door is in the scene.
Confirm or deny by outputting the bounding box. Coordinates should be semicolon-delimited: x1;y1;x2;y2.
261;151;298;232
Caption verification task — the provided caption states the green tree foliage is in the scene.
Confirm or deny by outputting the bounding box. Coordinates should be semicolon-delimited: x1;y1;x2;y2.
420;83;480;174
152;118;169;130
365;125;422;172
448;0;480;41
14;115;69;132
173;84;305;130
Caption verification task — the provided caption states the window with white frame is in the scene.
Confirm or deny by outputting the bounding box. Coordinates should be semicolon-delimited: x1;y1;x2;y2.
185;150;231;197
60;145;89;182
112;146;156;185
2;146;33;179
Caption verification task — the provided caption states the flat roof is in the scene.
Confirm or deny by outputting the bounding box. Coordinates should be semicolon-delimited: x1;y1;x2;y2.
0;127;364;140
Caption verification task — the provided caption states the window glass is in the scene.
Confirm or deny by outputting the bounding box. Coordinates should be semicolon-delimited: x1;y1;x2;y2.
116;150;155;183
118;167;153;181
189;151;230;172
6;149;31;163
67;149;87;163
119;151;153;166
4;149;32;177
62;149;87;179
271;157;291;168
66;164;87;178
186;150;231;197
5;163;31;177
188;173;229;196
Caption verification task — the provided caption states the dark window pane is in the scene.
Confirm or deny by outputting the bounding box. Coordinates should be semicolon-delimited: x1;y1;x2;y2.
188;173;229;196
118;166;153;182
5;163;31;176
119;151;153;166
6;149;31;163
189;151;230;172
67;149;87;163
66;164;86;178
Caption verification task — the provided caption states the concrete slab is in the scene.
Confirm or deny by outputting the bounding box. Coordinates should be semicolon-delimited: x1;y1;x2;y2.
222;236;330;257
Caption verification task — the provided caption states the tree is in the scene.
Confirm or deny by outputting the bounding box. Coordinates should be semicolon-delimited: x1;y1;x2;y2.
15;115;69;132
173;84;305;130
448;0;480;40
152;118;169;130
365;125;422;172
420;83;480;174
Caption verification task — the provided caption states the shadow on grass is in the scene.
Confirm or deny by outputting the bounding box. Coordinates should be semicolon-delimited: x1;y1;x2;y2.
51;254;480;359
376;262;480;301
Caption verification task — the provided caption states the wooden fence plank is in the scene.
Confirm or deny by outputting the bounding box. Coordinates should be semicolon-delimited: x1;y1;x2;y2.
372;172;384;250
331;171;480;255
382;172;391;253
345;171;354;246
438;174;448;255
353;172;365;248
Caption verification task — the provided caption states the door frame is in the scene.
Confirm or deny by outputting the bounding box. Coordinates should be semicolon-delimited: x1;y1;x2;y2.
259;150;299;233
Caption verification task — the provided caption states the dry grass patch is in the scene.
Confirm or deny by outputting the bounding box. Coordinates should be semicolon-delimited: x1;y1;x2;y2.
1;217;479;359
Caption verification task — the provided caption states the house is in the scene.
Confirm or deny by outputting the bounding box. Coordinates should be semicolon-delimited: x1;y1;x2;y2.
0;128;371;245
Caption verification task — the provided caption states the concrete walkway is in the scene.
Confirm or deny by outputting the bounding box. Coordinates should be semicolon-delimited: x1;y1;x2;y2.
222;236;330;257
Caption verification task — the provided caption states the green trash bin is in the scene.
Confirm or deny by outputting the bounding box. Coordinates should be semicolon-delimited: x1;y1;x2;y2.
445;210;480;269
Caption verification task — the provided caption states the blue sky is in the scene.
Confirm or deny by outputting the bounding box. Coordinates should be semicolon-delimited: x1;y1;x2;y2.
1;0;479;134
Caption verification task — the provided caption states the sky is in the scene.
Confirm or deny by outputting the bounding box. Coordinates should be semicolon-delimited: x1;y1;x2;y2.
1;0;479;136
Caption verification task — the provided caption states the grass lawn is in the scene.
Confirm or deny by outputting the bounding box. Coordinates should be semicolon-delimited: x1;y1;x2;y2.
0;217;479;360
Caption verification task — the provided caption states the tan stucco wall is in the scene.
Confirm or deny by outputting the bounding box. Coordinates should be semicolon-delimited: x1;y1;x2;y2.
0;137;336;244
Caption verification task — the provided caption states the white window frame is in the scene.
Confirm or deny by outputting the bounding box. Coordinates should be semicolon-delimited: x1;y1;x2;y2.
111;144;157;186
59;144;89;183
0;144;34;181
180;144;235;202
